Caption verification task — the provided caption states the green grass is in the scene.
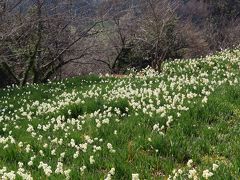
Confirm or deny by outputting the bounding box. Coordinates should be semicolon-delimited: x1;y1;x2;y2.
0;49;240;179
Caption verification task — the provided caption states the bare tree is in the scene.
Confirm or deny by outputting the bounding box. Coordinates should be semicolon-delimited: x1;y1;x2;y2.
0;0;101;86
92;0;137;74
135;0;179;70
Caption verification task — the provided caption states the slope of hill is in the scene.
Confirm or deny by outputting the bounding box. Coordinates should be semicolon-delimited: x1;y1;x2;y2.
0;49;240;179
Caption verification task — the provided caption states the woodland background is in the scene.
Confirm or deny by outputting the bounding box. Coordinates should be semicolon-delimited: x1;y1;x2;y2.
0;0;239;87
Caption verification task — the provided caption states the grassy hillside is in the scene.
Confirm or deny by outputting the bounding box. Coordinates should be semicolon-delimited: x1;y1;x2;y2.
0;49;240;179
